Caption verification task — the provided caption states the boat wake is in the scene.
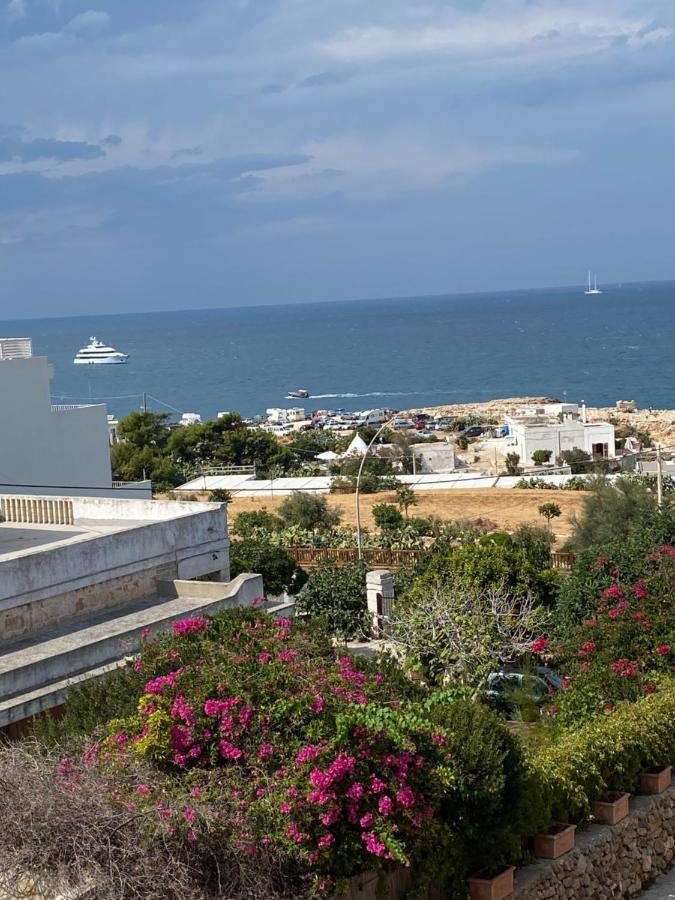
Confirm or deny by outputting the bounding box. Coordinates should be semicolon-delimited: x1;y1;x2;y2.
310;391;424;399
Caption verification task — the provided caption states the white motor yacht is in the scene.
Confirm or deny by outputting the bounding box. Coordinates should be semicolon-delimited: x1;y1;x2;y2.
73;337;129;365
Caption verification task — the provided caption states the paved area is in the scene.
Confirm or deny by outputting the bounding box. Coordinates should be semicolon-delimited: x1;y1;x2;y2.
639;867;675;899
0;520;148;559
0;524;87;556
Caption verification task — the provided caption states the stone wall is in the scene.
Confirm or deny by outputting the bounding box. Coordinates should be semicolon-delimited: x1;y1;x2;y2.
0;561;178;640
513;787;675;899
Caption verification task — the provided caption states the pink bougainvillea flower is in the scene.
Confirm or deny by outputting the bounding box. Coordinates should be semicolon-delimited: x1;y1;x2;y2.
657;644;670;656
530;637;548;653
172;616;210;636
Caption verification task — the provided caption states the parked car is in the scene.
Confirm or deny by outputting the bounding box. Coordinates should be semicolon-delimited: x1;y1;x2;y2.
462;425;486;438
483;666;563;718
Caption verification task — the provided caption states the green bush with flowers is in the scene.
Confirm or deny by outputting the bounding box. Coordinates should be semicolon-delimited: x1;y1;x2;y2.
539;545;674;725
86;609;481;895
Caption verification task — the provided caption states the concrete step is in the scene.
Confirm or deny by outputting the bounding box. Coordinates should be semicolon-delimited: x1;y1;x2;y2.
0;574;263;721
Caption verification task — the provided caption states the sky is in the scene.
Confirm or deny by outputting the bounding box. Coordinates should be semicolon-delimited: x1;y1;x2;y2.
1;0;675;318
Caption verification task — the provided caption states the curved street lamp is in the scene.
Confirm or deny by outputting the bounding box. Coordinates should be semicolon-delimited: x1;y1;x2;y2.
355;416;400;559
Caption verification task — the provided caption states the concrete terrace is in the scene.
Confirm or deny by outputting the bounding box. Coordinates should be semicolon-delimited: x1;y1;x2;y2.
0;494;267;734
0;521;143;560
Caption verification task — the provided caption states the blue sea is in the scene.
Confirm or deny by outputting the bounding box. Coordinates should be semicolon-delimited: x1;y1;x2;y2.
2;281;673;421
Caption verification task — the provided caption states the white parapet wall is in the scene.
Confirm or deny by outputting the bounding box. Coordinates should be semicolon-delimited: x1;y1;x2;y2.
0;495;231;641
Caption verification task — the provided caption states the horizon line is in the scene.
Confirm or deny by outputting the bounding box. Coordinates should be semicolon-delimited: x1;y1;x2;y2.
1;275;673;326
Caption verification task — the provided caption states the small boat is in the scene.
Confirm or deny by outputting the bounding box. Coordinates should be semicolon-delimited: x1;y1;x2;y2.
584;271;602;295
74;337;129;365
286;389;310;399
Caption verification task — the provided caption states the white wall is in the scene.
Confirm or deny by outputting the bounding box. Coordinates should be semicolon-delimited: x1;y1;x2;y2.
508;418;615;464
0;356;113;493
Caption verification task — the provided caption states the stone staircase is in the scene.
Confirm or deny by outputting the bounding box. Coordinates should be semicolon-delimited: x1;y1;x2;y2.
0;573;266;731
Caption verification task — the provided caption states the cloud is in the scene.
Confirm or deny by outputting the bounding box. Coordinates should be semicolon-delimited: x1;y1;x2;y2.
0;134;105;164
0;207;110;245
171;146;202;160
246;135;580;200
315;5;670;66
6;0;26;22
101;134;123;147
65;10;110;36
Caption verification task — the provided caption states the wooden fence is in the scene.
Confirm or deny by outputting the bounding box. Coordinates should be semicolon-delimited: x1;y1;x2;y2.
286;546;578;573
285;547;426;570
550;551;577;571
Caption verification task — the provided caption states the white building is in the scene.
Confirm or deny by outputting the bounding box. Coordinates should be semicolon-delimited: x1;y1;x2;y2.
0;337;149;497
506;410;615;466
514;402;579;418
179;412;202;426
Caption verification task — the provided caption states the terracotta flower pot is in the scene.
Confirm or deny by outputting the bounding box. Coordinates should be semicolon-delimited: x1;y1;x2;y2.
639;765;672;795
591;791;630;825
534;823;576;859
468;866;515;900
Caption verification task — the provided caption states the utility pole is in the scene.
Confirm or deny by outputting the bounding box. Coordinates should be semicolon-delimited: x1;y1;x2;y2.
143;392;147;413
656;445;663;509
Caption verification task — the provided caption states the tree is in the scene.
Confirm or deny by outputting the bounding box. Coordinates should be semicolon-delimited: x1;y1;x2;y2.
209;489;232;503
390;578;547;687
117;411;172;450
538;501;561;531
372;503;404;531
569;476;661;552
505;452;521;475
557;448;592;474
110;411;182;491
531;449;552;467
395;484;417;519
232;509;283;538
277;492;341;531
229;539;306;596
296;561;368;639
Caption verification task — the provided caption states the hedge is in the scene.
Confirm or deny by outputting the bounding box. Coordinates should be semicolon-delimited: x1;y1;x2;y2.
529;683;675;823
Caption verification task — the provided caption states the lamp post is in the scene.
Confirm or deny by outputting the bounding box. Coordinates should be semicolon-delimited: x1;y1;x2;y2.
355;416;398;559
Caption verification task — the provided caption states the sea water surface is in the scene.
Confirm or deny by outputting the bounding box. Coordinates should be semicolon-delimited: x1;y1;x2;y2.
1;281;673;420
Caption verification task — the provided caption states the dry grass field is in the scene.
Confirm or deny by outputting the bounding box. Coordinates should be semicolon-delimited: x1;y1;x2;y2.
227;488;587;543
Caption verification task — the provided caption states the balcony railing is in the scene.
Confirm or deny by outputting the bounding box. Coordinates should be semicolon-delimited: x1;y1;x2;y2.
51;404;99;412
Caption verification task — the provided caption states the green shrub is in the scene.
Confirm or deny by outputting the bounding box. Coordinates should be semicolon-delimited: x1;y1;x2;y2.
428;700;550;888
230;538;306;595
529;684;675;823
278;492;342;531
232;509;283;537
296;560;369;639
34;665;145;747
372;503;404;531
511;524;554;571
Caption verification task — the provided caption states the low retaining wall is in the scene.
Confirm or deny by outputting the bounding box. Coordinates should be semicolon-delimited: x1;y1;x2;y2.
513;786;675;900
345;787;674;899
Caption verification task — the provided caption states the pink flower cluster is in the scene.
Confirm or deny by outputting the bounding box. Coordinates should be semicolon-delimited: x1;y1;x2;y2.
609;658;639;677
172;616;210;636
144;668;184;696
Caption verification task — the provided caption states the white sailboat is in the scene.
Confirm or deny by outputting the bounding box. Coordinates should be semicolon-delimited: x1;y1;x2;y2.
584;271;602;295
